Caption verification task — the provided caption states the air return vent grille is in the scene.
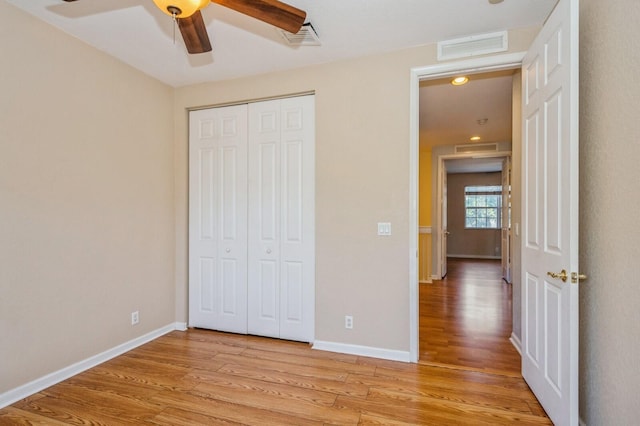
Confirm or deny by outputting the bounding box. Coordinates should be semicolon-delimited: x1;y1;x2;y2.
279;23;321;46
438;31;508;61
455;143;499;154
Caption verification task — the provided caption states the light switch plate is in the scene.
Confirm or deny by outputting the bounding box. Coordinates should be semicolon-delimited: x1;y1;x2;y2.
377;222;391;236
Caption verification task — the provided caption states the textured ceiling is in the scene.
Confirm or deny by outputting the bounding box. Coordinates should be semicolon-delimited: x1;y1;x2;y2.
420;70;516;151
6;0;557;87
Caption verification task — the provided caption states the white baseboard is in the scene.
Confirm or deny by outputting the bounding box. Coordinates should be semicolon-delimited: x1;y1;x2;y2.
431;274;440;281
419;279;433;284
0;322;185;409
312;340;410;363
175;322;188;331
510;332;522;355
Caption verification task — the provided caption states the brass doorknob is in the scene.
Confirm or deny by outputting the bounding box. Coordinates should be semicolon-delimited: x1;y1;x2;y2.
571;272;587;284
547;269;568;282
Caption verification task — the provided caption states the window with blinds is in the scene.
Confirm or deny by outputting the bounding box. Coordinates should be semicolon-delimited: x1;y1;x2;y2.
464;185;502;229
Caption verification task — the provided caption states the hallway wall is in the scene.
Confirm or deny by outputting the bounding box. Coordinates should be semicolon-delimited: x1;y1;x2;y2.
446;172;502;259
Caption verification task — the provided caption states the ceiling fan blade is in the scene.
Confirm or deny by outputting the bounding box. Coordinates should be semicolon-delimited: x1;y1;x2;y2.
212;0;306;34
178;10;212;54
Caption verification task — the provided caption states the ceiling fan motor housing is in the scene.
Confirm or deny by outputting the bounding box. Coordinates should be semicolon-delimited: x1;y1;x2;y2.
153;0;209;17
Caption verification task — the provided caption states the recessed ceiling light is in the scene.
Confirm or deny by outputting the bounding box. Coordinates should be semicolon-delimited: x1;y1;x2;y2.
489;0;504;4
470;136;482;141
451;76;469;86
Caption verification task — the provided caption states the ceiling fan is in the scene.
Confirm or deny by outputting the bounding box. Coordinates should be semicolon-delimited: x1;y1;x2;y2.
61;0;307;54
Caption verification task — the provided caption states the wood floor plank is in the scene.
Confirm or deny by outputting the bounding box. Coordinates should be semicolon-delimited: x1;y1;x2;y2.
40;382;164;422
149;388;327;426
148;406;247;426
212;352;349;381
347;372;536;415
190;379;361;425
337;393;551;426
88;361;198;389
239;347;376;376
117;348;227;374
0;406;69;425
189;370;338;407
358;413;421;425
335;394;495;426
143;334;246;355
217;362;370;397
14;395;142;425
365;386;552;424
373;364;536;400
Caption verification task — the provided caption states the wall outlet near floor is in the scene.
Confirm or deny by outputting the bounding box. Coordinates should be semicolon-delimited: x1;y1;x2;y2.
345;315;353;329
131;311;139;325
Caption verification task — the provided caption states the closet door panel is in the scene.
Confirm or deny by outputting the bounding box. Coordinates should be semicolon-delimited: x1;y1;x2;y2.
189;105;248;333
248;101;281;338
278;96;315;342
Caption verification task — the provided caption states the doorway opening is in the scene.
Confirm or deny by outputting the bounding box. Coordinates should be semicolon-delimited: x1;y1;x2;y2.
408;52;525;363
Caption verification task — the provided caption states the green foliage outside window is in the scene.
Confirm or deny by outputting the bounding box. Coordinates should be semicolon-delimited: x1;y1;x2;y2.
465;185;502;229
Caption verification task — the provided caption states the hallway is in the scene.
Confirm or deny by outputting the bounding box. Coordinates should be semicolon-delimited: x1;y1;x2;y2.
419;258;521;375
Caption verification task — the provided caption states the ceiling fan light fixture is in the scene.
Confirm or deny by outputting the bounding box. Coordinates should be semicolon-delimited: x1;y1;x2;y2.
153;0;209;18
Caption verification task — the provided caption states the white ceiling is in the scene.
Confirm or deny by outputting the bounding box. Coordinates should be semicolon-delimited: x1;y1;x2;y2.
420;69;516;150
6;0;557;88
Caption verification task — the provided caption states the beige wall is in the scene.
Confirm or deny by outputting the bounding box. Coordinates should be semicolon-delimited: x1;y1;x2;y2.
0;3;175;393
579;0;640;423
174;30;539;351
446;172;502;258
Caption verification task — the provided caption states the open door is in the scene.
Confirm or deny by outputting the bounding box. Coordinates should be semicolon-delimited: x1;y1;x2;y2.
521;0;580;424
501;157;512;283
439;163;448;278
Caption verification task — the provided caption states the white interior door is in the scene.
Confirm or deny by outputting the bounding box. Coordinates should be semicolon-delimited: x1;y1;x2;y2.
189;105;248;334
501;157;511;283
440;163;448;278
521;0;579;424
248;95;315;342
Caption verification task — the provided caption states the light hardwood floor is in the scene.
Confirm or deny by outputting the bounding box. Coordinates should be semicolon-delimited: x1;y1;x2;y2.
419;258;522;375
0;259;549;425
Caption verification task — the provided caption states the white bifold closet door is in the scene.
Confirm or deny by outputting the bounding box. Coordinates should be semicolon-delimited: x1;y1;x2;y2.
189;95;315;343
247;96;315;342
189;104;249;334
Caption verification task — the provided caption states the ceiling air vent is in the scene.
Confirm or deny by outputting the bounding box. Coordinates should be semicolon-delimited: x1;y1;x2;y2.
455;143;499;154
438;31;508;61
279;23;321;46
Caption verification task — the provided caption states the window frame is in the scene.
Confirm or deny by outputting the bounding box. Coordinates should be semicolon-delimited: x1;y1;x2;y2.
464;185;502;230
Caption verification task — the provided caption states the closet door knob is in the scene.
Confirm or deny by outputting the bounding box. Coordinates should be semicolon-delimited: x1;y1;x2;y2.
266;249;272;254
225;248;231;253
